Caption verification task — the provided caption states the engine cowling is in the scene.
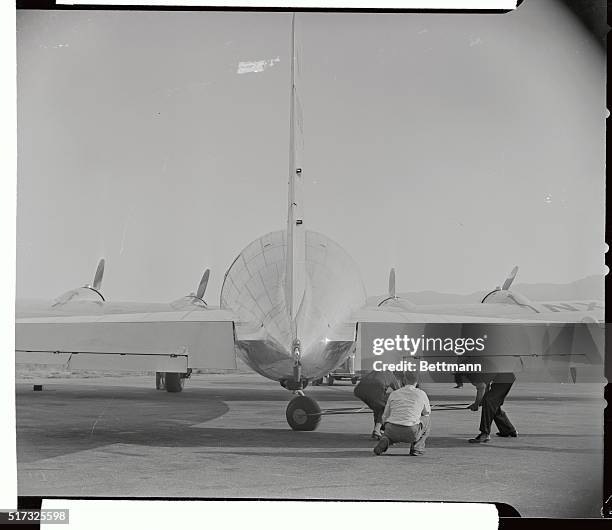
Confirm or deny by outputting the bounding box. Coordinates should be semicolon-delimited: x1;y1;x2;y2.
480;265;537;311
51;258;106;307
377;268;415;309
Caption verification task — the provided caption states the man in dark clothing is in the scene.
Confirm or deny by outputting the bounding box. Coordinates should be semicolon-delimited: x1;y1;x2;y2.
354;370;406;439
467;372;517;443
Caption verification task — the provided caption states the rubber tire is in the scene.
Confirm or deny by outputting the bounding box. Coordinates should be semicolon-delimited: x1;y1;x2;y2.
327;376;334;386
351;377;358;385
155;372;165;390
164;372;184;393
286;396;321;431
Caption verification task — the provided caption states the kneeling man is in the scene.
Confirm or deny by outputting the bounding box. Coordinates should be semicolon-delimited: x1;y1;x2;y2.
373;372;431;456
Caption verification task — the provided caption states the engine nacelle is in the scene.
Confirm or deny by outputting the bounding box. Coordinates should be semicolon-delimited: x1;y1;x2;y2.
377;296;416;309
481;288;533;308
52;285;105;307
51;258;106;308
480;265;537;310
377;267;415;309
170;294;207;310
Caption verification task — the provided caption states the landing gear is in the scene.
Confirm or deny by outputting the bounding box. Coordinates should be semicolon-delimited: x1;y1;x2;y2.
155;370;191;393
286;395;321;431
164;372;184;392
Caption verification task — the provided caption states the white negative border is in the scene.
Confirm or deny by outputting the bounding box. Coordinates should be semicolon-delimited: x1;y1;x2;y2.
41;500;499;530
58;0;518;10
1;0;17;513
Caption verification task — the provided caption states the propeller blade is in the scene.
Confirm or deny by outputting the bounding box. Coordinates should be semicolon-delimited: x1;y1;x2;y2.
92;258;105;291
196;268;210;300
501;265;519;291
388;268;396;298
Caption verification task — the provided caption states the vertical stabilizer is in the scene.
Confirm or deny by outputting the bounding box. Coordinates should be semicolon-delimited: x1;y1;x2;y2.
285;13;306;342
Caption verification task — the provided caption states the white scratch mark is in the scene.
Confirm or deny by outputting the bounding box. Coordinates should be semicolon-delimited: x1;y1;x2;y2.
39;43;70;49
90;397;115;436
469;36;483;47
237;57;280;75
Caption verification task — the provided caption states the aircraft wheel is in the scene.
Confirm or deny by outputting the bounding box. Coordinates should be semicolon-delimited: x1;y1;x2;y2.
155;372;165;390
286;396;321;431
326;375;334;386
351;377;358;385
164;372;184;393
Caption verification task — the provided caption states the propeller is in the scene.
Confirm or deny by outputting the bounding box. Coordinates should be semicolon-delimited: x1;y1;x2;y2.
378;267;414;308
171;268;211;309
388;267;396;299
196;268;210;301
500;265;519;291
52;258;106;306
91;258;105;291
481;265;535;309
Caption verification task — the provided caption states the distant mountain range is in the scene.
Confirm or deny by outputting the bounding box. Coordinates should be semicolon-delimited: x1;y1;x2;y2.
367;275;605;306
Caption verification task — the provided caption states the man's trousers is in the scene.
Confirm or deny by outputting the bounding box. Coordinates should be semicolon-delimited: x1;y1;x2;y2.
480;381;516;435
383;416;431;453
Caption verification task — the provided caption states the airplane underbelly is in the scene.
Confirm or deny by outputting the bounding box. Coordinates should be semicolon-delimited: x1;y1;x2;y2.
236;339;354;381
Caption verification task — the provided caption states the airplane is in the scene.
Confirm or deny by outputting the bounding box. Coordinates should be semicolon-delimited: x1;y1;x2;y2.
15;14;604;432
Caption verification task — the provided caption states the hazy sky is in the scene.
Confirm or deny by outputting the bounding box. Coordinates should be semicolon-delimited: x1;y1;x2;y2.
16;1;605;302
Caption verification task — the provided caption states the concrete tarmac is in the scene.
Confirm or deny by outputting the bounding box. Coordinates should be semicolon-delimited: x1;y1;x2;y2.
16;373;604;517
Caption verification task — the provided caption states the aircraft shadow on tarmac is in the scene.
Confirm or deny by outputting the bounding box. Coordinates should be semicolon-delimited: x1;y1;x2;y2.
18;421;601;464
16;384;602;463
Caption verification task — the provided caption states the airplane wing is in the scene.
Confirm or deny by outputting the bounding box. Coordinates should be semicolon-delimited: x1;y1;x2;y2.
15;261;240;372
16;307;240;372
349;305;605;382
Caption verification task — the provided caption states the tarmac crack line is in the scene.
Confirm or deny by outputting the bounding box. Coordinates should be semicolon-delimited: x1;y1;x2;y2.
89;396;116;437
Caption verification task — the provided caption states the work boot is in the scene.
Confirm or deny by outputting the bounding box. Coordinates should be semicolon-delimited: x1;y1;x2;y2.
495;431;518;438
373;437;390;455
468;433;491;443
410;444;425;456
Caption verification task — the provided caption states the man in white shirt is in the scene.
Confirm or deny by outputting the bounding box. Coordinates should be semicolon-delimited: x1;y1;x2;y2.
373;371;431;456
